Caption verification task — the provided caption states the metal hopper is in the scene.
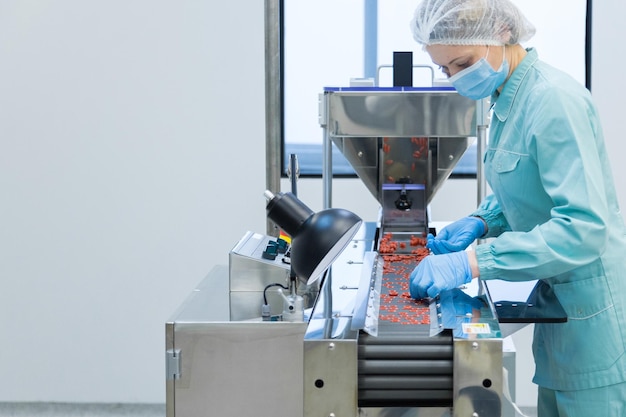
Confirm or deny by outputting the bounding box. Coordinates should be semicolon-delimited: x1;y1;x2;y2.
320;86;477;236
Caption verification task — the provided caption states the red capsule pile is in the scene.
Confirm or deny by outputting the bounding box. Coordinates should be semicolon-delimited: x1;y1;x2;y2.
378;233;427;254
377;233;431;325
382;136;429;180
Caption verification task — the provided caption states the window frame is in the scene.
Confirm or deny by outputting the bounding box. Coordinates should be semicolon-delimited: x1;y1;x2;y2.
279;0;592;179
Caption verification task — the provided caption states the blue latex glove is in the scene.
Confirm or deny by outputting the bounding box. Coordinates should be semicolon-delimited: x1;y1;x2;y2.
439;289;486;337
427;216;485;254
409;251;473;299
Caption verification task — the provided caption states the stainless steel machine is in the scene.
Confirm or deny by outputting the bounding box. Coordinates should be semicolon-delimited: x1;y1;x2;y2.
166;87;512;417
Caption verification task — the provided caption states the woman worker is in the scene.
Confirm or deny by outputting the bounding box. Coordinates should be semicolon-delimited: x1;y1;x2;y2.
407;0;626;415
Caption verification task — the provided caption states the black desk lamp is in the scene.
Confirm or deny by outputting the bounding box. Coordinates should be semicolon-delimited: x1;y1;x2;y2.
264;190;362;285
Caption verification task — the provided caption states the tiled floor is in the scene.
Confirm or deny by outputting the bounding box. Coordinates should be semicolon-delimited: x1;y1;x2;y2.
0;404;165;417
0;403;536;417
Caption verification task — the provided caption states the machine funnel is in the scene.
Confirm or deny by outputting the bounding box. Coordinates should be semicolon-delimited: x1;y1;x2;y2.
320;87;477;234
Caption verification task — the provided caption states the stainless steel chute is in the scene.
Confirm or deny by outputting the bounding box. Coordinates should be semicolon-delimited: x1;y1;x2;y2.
321;87;476;237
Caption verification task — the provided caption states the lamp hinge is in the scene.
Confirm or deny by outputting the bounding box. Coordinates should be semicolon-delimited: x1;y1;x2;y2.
166;349;181;381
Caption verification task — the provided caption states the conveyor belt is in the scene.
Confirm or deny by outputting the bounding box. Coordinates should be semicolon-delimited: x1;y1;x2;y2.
356;236;454;407
377;237;430;326
358;247;453;407
358;328;453;407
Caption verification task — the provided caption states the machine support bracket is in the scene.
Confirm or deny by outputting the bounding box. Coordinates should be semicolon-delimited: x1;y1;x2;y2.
166;349;181;381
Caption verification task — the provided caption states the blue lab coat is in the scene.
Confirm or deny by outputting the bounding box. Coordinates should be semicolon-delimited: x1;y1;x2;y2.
471;48;626;390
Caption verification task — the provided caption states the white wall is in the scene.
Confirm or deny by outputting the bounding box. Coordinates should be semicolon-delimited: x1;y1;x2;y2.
592;0;626;211
1;0;624;408
0;1;265;403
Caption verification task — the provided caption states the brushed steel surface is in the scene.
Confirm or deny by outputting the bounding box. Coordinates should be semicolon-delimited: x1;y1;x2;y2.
264;0;282;236
453;338;504;417
173;321;306;417
304;339;358;417
167;267;307;417
326;90;476;138
322;89;477;210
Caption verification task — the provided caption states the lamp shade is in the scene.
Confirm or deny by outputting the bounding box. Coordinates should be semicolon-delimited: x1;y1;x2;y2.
265;191;362;284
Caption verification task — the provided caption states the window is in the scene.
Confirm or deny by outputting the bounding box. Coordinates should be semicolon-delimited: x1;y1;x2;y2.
283;0;588;176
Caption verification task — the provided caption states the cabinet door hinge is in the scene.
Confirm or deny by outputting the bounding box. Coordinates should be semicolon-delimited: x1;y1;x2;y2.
166;349;181;380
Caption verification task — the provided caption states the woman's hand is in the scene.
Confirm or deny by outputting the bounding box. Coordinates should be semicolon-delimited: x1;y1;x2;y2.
427;216;486;254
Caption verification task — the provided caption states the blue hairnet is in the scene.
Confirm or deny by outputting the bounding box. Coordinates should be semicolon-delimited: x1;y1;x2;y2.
410;0;536;46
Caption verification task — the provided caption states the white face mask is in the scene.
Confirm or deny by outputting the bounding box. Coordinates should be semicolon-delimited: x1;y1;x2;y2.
448;46;509;100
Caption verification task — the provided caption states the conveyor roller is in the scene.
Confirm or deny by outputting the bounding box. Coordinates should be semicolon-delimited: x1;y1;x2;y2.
358;328;454;407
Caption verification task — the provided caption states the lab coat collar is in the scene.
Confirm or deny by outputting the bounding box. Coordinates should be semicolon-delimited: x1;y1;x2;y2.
492;48;539;121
